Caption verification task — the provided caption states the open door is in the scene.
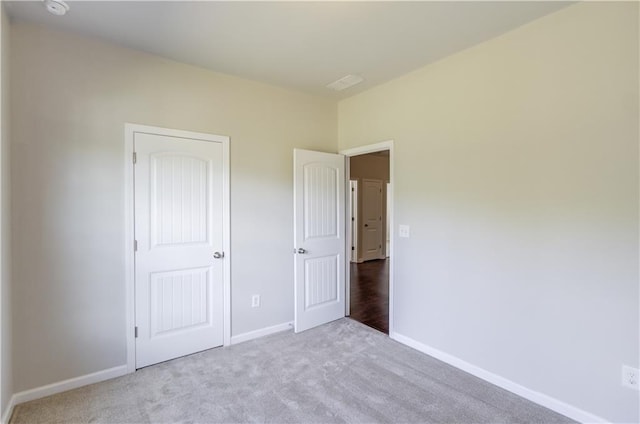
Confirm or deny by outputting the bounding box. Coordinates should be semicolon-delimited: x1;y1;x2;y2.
293;149;345;332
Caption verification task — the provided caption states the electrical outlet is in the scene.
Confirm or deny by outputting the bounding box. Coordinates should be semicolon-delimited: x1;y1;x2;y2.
622;365;639;390
251;295;260;308
399;224;410;238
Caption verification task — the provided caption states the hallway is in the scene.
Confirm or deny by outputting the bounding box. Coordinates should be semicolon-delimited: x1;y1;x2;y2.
349;259;389;334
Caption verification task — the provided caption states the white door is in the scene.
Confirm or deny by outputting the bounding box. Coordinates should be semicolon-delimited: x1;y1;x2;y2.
361;179;383;261
293;149;345;332
134;131;225;368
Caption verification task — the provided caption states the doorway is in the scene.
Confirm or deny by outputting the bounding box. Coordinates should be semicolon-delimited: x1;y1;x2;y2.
345;147;391;334
291;141;394;335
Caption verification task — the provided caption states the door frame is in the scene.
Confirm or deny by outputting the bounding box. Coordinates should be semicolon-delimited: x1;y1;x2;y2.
340;140;394;335
124;123;231;373
349;180;358;263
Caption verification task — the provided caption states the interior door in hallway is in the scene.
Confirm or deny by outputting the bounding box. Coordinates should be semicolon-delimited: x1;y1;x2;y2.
361;179;384;261
293;149;346;333
134;131;226;368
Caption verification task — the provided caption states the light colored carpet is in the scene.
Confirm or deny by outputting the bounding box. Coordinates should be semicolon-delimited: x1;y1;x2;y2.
10;319;575;424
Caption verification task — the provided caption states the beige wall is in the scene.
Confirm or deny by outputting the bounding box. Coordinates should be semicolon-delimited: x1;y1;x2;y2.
339;3;638;423
350;153;389;260
0;3;12;420
10;23;336;393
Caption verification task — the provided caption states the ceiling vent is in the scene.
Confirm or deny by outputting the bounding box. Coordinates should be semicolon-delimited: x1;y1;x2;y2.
326;74;364;91
44;0;69;16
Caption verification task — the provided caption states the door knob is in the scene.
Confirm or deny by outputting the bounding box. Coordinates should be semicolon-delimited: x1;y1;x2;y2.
364;224;369;227
213;252;224;259
296;248;307;254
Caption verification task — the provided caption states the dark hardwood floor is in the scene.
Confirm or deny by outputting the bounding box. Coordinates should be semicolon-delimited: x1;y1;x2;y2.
349;258;389;334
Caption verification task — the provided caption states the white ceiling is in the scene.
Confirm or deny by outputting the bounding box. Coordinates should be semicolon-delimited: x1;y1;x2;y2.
5;1;571;98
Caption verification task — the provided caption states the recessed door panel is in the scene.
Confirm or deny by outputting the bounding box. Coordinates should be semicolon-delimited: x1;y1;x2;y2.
150;154;209;247
150;267;210;337
304;255;340;309
304;164;338;240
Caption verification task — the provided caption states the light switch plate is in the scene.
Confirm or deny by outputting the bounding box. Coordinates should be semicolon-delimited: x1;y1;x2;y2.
399;225;410;238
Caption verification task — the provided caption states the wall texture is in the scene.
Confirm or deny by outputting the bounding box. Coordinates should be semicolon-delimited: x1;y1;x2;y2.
10;23;336;393
338;3;638;422
0;4;12;421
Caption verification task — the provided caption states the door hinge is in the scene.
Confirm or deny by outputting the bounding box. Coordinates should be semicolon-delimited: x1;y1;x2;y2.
134;326;138;338
133;152;137;164
379;245;382;248
351;246;354;251
134;240;138;251
351;217;354;221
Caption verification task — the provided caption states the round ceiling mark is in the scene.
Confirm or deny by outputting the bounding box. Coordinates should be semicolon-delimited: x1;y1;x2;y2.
44;0;70;16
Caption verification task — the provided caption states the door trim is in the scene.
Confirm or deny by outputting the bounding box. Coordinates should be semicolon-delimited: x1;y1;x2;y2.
349;180;358;263
124;123;231;373
347;179;358;316
340;140;394;334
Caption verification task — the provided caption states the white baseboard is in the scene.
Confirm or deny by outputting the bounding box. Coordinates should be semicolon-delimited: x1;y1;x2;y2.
4;323;293;421
1;395;15;424
231;321;293;345
3;365;128;423
389;332;607;424
2;331;606;423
